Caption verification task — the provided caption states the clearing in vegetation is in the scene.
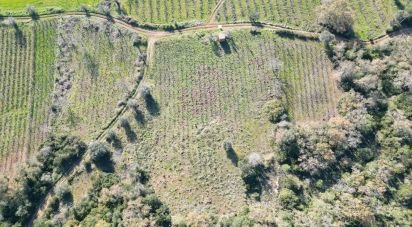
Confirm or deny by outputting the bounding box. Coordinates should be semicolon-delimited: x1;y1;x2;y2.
107;29;339;216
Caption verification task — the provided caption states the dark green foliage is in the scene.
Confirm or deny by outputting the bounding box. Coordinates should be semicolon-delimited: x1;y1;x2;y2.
26;5;38;18
272;36;412;225
278;188;300;209
249;12;260;23
90;142;111;163
223;141;238;166
89;142;114;172
142;194;171;226
240;158;268;200
73;173;119;221
0;135;86;225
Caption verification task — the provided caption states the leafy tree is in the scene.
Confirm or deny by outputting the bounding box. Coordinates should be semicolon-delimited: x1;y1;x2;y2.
89;142;111;164
318;0;354;36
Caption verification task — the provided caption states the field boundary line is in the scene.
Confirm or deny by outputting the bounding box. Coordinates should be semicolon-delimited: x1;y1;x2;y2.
7;12;411;45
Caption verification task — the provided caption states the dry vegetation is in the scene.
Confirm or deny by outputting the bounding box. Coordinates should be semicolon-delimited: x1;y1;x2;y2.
52;17;146;141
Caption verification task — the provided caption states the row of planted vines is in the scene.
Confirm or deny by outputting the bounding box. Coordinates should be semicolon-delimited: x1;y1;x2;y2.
28;19;58;153
217;0;321;30
149;30;338;131
349;0;397;40
121;0;218;24
131;30;339;213
216;0;398;39
0;26;34;173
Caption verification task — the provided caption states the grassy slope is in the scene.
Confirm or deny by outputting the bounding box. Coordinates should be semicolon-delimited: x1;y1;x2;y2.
103;30;338;218
54;18;145;141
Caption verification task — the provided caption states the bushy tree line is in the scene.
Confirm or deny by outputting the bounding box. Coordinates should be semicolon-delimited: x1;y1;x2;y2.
33;162;170;226
0;135;87;225
270;36;411;225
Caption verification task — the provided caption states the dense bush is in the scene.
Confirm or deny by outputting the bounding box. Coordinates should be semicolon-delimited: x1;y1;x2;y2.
318;0;354;36
89;142;112;168
0;135;86;225
272;36;412;225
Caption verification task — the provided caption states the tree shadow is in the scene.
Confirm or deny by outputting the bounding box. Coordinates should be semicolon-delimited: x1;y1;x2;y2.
275;30;319;41
121;122;138;143
94;157;115;173
220;41;232;54
60;191;74;205
133;109;146;125
14;28;27;47
241;164;270;201
145;94;160;116
394;0;405;9
107;137;123;150
225;147;239;167
83;52;99;79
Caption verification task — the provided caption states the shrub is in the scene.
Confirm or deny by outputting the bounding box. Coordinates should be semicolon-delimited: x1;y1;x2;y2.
127;99;139;111
318;0;354;36
6;17;17;28
106;130;117;142
56;183;71;202
119;116;129;128
132;34;143;46
319;30;335;44
89;142;111;164
26;5;38;17
79;4;88;12
249;12;260;23
278;188;300;209
262;99;287;123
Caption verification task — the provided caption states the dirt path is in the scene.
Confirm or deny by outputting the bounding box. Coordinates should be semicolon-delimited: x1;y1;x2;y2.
208;0;225;23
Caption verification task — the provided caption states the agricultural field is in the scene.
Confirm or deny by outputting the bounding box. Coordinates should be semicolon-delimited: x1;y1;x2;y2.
103;29;339;216
120;0;219;24
216;0;399;39
0;19;58;175
0;0;410;226
0;24;34;174
0;17;145;176
0;0;99;15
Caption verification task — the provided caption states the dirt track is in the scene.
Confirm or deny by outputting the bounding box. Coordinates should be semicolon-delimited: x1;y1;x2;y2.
8;11;411;225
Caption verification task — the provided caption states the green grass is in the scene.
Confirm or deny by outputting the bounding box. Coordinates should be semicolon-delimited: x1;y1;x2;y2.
104;30;338;217
0;24;34;174
0;0;99;10
0;0;99;15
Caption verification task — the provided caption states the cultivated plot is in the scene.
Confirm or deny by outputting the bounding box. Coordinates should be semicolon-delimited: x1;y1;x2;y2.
120;0;219;24
115;30;339;215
